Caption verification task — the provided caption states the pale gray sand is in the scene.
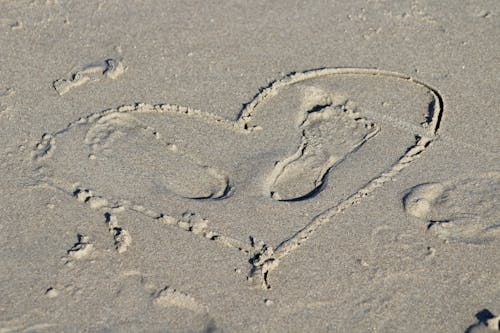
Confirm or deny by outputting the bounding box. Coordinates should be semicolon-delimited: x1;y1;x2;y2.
0;1;499;332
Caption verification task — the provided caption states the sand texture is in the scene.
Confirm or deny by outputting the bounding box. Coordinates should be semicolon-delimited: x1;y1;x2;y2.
0;1;499;332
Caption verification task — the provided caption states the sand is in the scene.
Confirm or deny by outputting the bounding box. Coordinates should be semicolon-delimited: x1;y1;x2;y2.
0;1;498;332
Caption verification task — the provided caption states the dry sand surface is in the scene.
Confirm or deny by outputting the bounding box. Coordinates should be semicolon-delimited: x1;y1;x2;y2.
0;0;499;332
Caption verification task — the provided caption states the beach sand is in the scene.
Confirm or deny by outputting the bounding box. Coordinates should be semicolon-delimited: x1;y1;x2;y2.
0;1;499;332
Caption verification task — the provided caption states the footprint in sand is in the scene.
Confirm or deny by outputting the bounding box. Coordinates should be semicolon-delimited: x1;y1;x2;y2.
53;58;126;96
84;112;230;200
267;87;379;201
403;172;500;243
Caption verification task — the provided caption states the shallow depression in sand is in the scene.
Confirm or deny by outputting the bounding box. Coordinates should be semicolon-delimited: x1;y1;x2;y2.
404;172;500;243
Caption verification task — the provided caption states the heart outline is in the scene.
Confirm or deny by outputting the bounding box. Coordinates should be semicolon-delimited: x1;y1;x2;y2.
32;67;444;289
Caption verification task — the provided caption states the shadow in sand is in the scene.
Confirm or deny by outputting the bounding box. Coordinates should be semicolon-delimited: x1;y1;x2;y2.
465;309;496;333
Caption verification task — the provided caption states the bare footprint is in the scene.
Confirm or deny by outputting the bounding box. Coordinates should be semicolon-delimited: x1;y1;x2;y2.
53;58;126;95
267;88;379;201
85;112;230;199
403;172;500;243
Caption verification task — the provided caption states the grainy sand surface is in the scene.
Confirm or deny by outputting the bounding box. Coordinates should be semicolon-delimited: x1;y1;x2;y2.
0;1;499;332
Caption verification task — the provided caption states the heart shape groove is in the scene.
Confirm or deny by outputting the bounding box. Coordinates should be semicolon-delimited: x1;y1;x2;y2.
32;68;443;289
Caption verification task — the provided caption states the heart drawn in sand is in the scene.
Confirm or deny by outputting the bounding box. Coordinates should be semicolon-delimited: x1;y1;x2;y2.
32;68;443;289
